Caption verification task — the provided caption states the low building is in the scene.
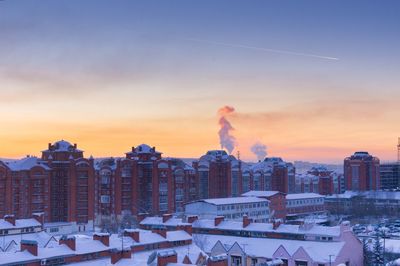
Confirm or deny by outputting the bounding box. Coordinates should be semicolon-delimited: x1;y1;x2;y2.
184;197;270;222
286;193;326;219
241;190;287;220
326;190;400;216
0;225;205;266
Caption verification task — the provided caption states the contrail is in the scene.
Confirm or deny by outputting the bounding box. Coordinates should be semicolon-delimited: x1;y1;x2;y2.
186;38;339;61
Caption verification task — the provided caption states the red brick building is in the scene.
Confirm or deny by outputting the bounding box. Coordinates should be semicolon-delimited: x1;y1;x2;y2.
193;150;243;199
250;157;296;194
94;144;198;224
295;166;343;195
0;140;95;230
344;151;380;191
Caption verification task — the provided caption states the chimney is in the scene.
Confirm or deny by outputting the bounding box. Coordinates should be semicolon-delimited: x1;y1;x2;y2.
32;212;44;226
21;240;38;256
340;220;351;233
74;143;77;149
111;249;131;264
152;227;167;238
137;213;148;223
4;214;16;226
93;233;110;247
187;215;198;224
177;225;193;235
132;146;135;152
124;229;140;242
162;214;172;223
243;215;252;228
214;216;224;226
59;235;76;251
48;143;51;149
273;219;281;230
157;250;177;266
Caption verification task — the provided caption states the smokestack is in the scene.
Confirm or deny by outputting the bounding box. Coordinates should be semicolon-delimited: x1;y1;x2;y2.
251;142;267;161
217;106;236;154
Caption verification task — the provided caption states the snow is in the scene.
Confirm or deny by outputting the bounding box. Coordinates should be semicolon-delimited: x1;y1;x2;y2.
140;217;190;227
0;217;42;230
286;193;324;200
200;196;269;205
195;233;344;263
241;190;280;198
5;156;50;171
62;243;205;266
192;219;341;237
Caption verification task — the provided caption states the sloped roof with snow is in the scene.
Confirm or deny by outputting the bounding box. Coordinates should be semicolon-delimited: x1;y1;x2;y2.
0;218;42;230
201;234;344;263
5;157;50;171
196;197;269;206
140;217;190;227
192;219;340;238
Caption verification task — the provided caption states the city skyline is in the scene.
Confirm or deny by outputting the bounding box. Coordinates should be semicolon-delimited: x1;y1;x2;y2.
1;0;400;163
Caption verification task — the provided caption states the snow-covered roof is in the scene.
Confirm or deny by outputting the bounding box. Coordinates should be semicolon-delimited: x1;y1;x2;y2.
198;233;344;263
286;193;325;200
63;243;205;266
5;157;50;171
195;197;269;206
43;140;83;152
327;190;400;200
192;219;341;238
0;218;42;230
140;217;190;227
127;144;161;155
241;190;281;198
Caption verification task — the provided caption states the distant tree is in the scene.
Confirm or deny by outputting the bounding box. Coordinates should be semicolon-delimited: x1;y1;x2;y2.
373;236;384;266
363;239;372;266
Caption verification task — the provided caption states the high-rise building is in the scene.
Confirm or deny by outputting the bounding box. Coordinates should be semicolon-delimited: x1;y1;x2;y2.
295;166;344;195
193;150;242;199
344;151;380;191
250;157;295;194
94;144;197;224
380;163;400;190
0;140;95;231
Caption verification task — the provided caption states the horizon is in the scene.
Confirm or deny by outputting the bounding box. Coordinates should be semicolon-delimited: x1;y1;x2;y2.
1;0;400;163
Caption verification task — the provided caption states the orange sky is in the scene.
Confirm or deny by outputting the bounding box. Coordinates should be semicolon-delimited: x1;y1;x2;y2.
1;1;400;163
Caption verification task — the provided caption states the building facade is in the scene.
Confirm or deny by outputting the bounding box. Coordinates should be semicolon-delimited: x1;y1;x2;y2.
0;140;95;231
344;151;380;191
184;197;270;222
295;166;344;195
94;144;198;225
193;150;242;199
380;162;400;190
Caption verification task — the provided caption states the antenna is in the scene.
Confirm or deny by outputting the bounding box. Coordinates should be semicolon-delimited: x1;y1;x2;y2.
397;137;400;164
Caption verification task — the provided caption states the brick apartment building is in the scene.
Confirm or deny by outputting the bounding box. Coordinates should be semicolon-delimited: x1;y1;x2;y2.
295;166;345;195
95;144;198;224
0;140;95;231
193;150;242;199
344;151;380;191
250;157;295;194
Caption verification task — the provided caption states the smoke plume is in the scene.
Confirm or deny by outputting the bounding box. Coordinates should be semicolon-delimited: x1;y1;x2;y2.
251;142;267;161
218;106;236;154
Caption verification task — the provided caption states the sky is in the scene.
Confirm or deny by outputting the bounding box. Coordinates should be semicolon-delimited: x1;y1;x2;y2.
0;0;399;163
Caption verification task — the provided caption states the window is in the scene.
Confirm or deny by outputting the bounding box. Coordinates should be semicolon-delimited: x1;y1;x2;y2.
295;261;308;266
